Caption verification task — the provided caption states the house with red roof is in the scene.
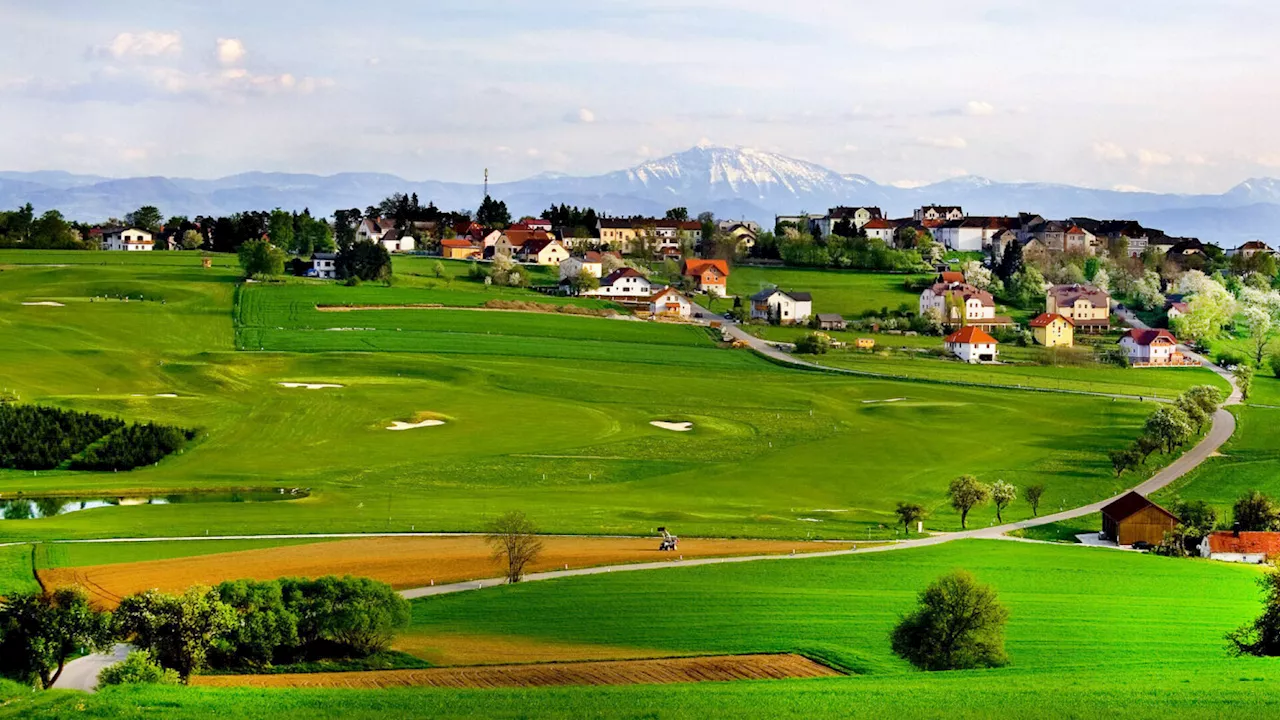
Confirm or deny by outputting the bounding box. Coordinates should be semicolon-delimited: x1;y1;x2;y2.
862;218;897;244
1118;328;1186;366
681;259;730;297
944;326;999;363
582;267;654;298
1029;312;1074;347
1200;531;1280;563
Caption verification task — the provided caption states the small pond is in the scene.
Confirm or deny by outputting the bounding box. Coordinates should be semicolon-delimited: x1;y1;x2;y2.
0;489;308;520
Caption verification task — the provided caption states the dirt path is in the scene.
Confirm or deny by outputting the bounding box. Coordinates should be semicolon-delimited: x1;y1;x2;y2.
191;653;838;689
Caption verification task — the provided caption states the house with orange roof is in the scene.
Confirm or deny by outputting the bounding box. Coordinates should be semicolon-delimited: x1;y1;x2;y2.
681;259;730;297
944;326;999;363
1200;531;1280;563
648;287;692;319
1029;312;1074;347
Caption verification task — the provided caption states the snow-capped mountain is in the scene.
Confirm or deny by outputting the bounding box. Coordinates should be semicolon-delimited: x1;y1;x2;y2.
2;146;1278;244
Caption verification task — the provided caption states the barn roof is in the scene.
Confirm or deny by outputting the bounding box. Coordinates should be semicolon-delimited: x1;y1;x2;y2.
1100;492;1177;523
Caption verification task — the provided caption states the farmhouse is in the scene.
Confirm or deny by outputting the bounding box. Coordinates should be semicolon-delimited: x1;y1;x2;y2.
1165;301;1189;323
1101;492;1177;546
1118;328;1185;366
1028;313;1074;347
944;326;999;363
750;289;813;325
1199;531;1280;563
1046;284;1110;331
101;227;154;251
648;287;692;319
378;228;415;253
581;268;654;298
682;259;730;297
310;252;337;279
816;313;847;331
441;238;481;260
1228;240;1275;258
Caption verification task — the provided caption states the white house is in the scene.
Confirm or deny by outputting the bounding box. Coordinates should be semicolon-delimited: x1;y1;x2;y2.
585;268;653;298
1228;240;1276;258
814;206;883;237
311;252;337;279
559;251;608;280
914;205;964;222
1118;328;1182;365
378;229;415;253
648;286;692;319
356;217;396;243
101;227;154;251
519;238;570;266
1199;531;1280;564
944;326;999;363
750;288;813;325
863;218;896;244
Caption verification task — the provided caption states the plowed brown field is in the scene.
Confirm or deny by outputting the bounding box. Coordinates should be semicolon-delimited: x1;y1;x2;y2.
191;653;839;689
41;536;845;607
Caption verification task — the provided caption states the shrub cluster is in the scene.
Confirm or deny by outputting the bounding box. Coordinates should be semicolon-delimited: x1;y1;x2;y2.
0;404;124;470
70;422;196;471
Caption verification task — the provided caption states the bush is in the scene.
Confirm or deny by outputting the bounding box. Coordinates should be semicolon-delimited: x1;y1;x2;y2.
794;332;831;355
1216;349;1247;368
97;651;179;688
237;239;286;278
890;571;1009;671
336;241;392;282
278;576;410;657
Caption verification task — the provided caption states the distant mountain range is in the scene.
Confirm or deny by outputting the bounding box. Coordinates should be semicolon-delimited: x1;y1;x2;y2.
4;146;1279;245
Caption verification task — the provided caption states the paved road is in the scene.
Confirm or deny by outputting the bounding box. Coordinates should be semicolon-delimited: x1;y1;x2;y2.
52;643;131;691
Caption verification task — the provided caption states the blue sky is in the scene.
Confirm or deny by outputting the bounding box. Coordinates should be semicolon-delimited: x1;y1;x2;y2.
2;0;1277;192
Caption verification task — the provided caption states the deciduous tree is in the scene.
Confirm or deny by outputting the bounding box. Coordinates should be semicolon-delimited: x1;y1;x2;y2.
948;475;990;529
1024;484;1046;517
894;502;927;535
0;588;114;689
990;481;1016;523
1234;491;1280;532
890;571;1008;671
486;511;544;584
115;586;237;682
1144;406;1193;453
237;238;286;278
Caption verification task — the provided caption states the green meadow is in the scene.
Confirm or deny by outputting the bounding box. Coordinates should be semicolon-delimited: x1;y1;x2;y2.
0;252;1214;542
4;541;1276;718
727;265;927;317
1158;405;1280;513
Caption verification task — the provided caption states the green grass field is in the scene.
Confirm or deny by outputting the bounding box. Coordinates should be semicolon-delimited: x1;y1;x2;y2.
727;266;928;318
0;544;38;595
0;251;1204;541
1157;405;1280;516
5;541;1276;718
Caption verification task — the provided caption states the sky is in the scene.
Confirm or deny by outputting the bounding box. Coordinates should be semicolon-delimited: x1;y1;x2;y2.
2;0;1278;193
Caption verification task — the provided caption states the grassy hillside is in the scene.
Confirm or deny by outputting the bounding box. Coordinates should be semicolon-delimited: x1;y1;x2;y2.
726;266;928;318
4;541;1276;718
1157;405;1280;513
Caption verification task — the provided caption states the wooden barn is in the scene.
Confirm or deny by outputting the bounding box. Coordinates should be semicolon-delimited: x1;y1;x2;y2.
1101;492;1177;546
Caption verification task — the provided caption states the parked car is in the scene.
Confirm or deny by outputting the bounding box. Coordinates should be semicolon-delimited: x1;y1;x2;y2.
1131;541;1153;551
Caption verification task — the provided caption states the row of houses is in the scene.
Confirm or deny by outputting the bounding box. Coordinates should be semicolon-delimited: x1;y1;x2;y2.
775;205;1271;259
942;324;1188;366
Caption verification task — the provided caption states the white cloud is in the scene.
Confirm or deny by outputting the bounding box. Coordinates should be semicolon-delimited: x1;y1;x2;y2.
1136;149;1172;166
963;100;995;116
914;136;967;150
216;38;247;66
890;179;928;189
1092;141;1128;162
1112;184;1147;192
1257;154;1280;168
1183;153;1210;166
95;31;182;60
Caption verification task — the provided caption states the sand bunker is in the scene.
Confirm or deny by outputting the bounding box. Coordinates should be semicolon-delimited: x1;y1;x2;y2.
279;382;343;390
21;301;64;307
387;420;445;431
650;421;693;432
862;398;907;404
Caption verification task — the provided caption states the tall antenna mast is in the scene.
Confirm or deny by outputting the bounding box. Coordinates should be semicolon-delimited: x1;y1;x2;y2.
484;168;489;198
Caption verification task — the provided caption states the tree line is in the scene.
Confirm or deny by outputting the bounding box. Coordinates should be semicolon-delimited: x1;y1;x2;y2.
0;404;191;472
1110;386;1222;478
0;575;410;689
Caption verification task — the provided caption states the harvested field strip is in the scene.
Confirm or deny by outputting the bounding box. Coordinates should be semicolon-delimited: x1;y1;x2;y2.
39;536;844;607
191;653;840;689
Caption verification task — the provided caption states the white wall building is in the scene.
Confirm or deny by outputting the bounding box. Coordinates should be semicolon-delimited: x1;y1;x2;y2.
648;287;692;319
101;227;153;251
750;289;813;324
944;326;999;363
